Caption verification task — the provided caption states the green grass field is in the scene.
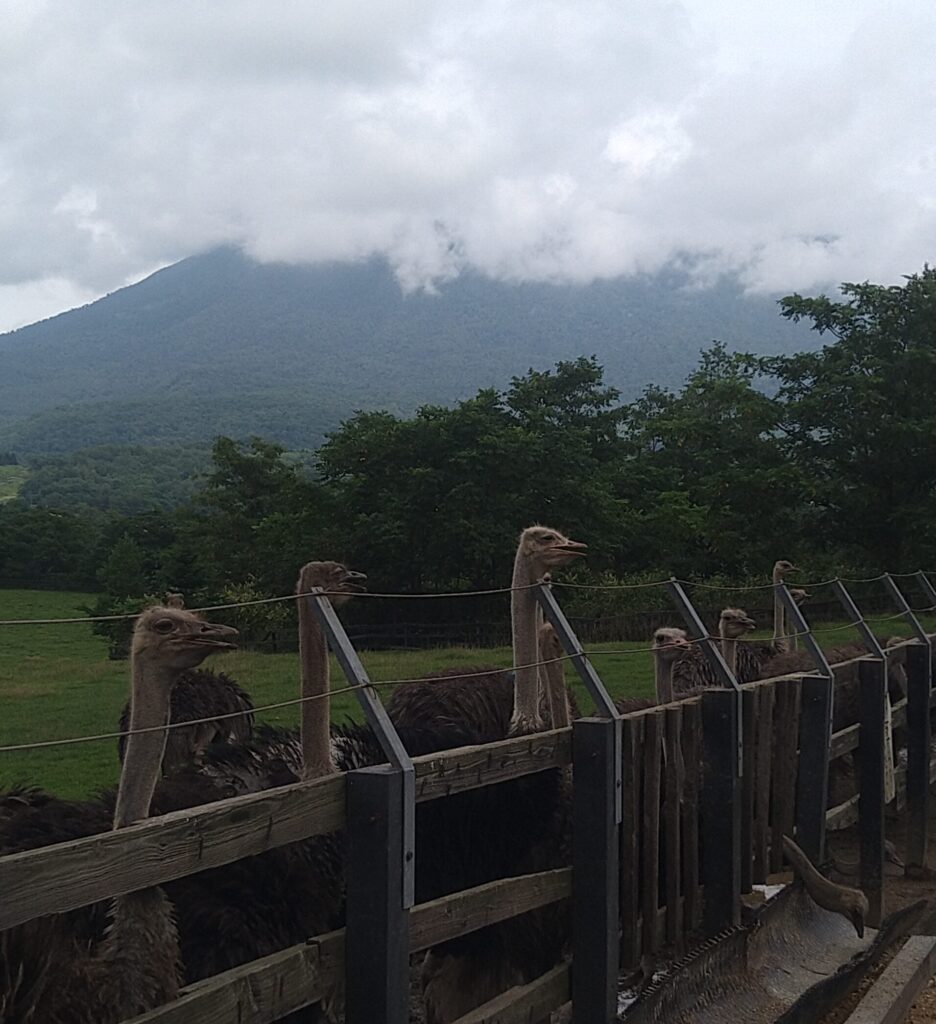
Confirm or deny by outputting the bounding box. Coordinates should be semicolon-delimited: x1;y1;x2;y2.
0;465;28;502
0;589;923;799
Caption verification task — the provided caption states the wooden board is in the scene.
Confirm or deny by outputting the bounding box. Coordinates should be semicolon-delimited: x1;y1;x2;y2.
843;935;936;1024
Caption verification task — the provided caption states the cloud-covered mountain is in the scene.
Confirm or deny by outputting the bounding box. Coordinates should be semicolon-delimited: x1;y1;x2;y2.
0;247;813;452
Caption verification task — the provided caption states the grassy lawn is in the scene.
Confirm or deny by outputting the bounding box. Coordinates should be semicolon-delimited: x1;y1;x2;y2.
0;465;28;502
0;589;927;799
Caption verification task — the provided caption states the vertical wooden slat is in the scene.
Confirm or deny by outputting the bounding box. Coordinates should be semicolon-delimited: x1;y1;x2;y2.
796;674;833;862
701;689;740;935
572;717;620;1023
859;659;887;927
641;712;663;954
681;700;702;933
753;684;775;883
664;706;683;950
345;765;409;1024
620;716;642;968
773;680;801;871
740;688;757;893
906;644;932;874
770;682;794;874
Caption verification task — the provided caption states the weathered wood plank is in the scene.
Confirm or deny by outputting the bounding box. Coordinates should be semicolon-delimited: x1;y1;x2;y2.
682;699;702;933
843;935;936;1024
410;868;571;953
0;730;572;932
740;688;756;893
859;659;887;927
0;772;346;932
130;867;573;1024
451;964;569;1024
620;716;642;967
664;705;683;949
641;712;663;954
701;689;740;935
413;729;572;803
774;680;801;873
826;793;860;830
753;683;774;883
128;931;343;1024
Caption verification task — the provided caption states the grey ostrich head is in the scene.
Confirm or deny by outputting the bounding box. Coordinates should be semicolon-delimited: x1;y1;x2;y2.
517;526;587;579
652;627;690;664
718;607;756;640
296;560;367;608
132;606;238;672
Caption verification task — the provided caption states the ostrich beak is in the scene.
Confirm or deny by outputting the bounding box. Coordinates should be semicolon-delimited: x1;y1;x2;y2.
556;540;588;557
342;570;368;591
179;622;239;651
850;908;865;938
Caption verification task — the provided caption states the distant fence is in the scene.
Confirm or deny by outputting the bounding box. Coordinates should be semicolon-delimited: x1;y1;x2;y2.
1;577;934;1023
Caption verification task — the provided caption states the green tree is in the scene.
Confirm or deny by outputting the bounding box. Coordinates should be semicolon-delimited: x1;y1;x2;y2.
762;267;936;567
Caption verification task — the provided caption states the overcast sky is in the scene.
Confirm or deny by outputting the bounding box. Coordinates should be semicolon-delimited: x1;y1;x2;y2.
1;0;934;332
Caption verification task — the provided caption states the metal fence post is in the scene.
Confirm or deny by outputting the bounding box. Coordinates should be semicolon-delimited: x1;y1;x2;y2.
346;765;409;1024
858;658;887;928
573;717;621;1024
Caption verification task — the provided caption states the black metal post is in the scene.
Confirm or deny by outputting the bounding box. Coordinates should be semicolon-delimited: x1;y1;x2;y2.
795;673;833;862
701;689;740;935
572;717;621;1024
906;642;932;876
858;658;887;927
345;765;410;1024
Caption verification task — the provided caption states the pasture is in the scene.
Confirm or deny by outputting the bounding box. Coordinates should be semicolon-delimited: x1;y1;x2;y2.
0;587;922;799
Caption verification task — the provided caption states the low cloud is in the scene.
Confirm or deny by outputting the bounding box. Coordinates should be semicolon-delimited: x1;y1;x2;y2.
1;0;934;331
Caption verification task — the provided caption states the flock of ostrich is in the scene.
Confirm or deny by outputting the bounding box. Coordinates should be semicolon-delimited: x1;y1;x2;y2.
0;527;915;1023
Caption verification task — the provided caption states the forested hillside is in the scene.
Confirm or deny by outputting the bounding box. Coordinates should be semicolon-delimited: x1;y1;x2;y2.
4;269;934;629
0;248;813;452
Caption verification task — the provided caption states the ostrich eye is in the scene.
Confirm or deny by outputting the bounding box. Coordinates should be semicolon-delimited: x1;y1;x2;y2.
153;618;175;634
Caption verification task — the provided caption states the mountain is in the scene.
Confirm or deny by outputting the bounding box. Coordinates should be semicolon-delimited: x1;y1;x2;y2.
0;248;815;452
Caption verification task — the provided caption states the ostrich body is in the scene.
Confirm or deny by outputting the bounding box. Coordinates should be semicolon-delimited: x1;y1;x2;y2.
117;668;254;773
669;607;760;692
0;606;238;1023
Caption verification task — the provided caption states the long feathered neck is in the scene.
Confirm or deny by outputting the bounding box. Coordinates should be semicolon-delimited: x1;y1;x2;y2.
298;591;334;781
654;652;674;704
510;545;543;735
103;644;181;1017
773;566;791;654
114;659;174;828
719;627;738;679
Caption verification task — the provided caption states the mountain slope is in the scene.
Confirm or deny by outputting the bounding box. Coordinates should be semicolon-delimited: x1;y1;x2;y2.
0;248;814;451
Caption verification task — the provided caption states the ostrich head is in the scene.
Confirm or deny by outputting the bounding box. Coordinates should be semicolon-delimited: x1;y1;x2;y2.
164;592;185;609
772;559;797;581
652;627;691;664
718;607;756;640
296;560;367;608
132;606;238;673
517;526;587;579
789;588;809;606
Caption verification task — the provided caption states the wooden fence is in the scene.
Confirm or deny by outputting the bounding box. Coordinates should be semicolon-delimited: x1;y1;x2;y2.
0;582;934;1024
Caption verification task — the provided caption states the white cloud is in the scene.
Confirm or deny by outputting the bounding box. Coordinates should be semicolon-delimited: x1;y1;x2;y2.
0;0;934;332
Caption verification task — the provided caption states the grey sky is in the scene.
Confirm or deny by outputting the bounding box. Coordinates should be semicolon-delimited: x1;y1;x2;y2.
1;0;934;332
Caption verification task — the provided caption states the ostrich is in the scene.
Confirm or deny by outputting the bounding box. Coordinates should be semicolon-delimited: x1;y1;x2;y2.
385;527;586;743
670;607;758;692
786;588;810;650
652;626;691;703
116;590;255;773
782;835;869;937
771;560;797;654
0;606;238;1023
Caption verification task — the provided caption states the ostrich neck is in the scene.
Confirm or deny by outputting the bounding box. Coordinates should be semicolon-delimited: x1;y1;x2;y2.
298;595;333;780
114;659;174;829
721;636;738;679
654;655;674;704
510;551;543;733
773;572;791;654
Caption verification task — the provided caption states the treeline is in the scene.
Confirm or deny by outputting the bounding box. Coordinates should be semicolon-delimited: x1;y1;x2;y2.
1;269;934;639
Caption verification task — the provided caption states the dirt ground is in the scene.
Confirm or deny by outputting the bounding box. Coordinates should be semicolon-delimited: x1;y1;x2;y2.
817;807;936;1024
